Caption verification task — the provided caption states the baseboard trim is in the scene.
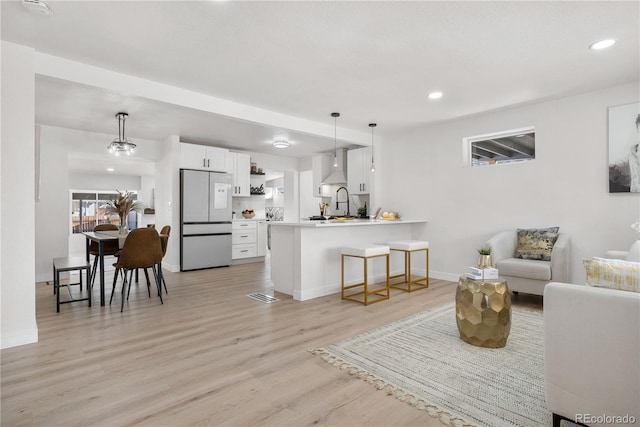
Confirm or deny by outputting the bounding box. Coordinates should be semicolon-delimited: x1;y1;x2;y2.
430;270;460;282
1;328;38;349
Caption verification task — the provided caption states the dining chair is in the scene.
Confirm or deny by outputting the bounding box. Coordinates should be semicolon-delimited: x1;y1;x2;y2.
109;227;164;312
159;225;171;293
90;223;120;289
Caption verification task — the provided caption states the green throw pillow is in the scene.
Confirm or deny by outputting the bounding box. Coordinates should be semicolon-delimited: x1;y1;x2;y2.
515;227;560;261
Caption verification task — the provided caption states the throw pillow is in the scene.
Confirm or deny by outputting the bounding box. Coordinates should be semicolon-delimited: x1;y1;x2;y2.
584;257;640;293
514;227;560;261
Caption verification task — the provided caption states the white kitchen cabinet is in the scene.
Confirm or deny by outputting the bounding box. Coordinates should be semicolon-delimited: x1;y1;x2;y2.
232;220;256;259
347;147;372;195
256;220;267;257
180;143;228;172
232;220;266;260
226;152;250;197
312;154;332;197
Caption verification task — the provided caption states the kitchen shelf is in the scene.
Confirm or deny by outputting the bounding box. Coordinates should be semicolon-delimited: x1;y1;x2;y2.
250;172;265;175
250;192;265;195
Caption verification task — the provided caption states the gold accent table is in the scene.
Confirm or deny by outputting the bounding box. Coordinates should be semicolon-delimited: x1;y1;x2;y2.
455;276;511;348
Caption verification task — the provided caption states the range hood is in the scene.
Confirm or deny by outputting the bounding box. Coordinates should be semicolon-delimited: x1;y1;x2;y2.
322;148;348;184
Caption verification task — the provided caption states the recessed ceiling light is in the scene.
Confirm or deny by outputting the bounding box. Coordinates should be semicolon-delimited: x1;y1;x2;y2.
428;91;443;100
107;168;115;172
589;39;616;50
272;139;290;149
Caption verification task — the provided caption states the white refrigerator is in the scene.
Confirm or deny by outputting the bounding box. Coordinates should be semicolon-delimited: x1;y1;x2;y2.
180;169;233;271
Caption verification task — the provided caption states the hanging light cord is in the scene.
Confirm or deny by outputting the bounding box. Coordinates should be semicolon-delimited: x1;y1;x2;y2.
369;123;376;172
332;112;340;167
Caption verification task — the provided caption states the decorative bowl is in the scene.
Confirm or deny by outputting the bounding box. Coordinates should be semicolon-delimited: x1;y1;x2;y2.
242;213;255;219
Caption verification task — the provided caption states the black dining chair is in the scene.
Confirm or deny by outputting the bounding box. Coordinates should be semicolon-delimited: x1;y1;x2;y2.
158;225;171;294
90;223;120;289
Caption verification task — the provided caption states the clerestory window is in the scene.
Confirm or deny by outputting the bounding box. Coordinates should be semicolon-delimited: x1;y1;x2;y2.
464;127;536;166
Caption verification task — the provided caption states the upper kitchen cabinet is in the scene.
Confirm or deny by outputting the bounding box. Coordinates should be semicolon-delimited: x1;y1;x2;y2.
312;154;332;197
347;147;372;195
226;152;250;197
180;143;228;172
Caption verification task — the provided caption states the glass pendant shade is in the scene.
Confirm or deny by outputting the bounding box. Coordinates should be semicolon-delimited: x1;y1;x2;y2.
107;112;136;155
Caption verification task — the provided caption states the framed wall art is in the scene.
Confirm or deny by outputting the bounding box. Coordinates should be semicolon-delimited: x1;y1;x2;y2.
609;102;640;193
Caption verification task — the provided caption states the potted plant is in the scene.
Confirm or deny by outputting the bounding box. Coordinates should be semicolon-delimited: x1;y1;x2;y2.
477;247;492;269
103;190;144;234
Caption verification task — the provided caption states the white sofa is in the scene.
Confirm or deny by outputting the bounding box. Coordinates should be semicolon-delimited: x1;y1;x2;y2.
544;282;640;427
485;231;570;296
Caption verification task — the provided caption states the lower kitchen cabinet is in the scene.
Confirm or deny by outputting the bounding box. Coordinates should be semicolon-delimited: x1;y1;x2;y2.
232;220;267;260
232;244;257;259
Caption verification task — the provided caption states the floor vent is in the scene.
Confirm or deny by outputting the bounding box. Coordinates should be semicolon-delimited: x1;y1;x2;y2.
247;293;279;304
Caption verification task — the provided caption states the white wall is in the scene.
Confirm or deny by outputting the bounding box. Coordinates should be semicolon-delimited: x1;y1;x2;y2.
298;170;318;218
1;42;37;349
381;82;640;283
36;129;71;279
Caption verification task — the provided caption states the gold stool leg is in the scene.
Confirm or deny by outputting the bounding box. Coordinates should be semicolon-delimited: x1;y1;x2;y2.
386;253;390;298
363;257;368;305
426;248;430;287
341;254;345;300
407;249;413;291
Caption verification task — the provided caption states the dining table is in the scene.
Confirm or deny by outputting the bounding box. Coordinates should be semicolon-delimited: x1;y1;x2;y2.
83;231;127;306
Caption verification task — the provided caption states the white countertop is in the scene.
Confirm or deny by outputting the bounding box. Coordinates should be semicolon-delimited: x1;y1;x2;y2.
269;219;427;227
233;218;266;222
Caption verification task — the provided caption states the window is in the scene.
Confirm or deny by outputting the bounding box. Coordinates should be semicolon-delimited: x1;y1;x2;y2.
71;191;138;233
464;127;535;166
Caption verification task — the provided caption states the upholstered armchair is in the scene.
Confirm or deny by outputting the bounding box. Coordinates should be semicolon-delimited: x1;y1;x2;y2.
606;240;640;262
485;230;570;296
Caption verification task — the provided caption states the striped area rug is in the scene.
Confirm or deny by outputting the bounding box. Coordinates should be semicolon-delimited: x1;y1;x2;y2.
310;303;551;427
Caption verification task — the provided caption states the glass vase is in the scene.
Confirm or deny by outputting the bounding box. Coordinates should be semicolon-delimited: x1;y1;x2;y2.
119;214;128;235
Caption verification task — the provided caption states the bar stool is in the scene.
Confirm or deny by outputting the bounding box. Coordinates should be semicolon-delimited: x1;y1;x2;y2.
53;256;91;312
341;245;390;305
388;240;429;292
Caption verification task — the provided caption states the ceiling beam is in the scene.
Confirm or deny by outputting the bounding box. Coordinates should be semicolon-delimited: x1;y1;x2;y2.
34;53;371;146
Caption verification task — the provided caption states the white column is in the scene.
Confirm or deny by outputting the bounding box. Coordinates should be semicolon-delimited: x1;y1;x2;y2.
1;41;38;348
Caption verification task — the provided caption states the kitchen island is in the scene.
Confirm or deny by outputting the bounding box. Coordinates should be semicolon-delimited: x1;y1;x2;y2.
270;219;428;301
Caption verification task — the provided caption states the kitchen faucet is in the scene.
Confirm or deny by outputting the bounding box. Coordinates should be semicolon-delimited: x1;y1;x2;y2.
336;186;350;216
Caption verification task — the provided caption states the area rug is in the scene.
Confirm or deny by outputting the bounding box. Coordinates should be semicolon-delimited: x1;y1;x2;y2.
310;303;551;427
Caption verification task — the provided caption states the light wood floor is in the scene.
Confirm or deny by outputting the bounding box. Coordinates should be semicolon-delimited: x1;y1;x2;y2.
1;260;543;427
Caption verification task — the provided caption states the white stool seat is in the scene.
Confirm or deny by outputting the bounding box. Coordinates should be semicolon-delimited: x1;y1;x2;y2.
388;240;429;251
342;245;390;258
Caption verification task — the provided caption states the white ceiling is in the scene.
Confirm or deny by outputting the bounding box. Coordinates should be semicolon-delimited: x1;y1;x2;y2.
2;1;639;172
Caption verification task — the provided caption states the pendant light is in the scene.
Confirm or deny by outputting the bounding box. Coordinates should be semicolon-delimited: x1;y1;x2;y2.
369;123;377;172
107;112;136;156
331;112;340;167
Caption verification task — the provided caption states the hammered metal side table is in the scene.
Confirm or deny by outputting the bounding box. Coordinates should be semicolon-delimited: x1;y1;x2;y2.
455;276;511;348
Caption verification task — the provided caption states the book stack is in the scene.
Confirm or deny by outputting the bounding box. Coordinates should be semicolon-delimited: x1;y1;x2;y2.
466;267;499;280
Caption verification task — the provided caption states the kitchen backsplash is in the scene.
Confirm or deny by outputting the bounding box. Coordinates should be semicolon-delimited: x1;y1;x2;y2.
266;207;284;221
